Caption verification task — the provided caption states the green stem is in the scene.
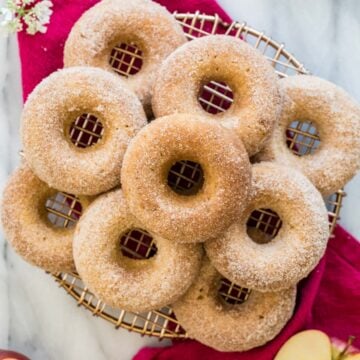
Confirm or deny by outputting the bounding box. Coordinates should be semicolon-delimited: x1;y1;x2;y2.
16;7;28;17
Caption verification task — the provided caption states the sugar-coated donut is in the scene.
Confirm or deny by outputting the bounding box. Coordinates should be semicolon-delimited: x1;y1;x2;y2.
259;75;360;195
21;67;147;196
121;113;251;243
172;258;296;352
1;165;91;273
73;189;203;312
205;162;329;292
152;35;281;156
64;0;186;114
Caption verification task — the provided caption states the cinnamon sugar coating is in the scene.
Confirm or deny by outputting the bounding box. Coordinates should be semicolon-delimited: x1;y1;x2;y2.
205;162;329;292
64;0;186;114
1;164;92;273
121;114;252;243
73;189;203;312
152;35;281;156
21;67;147;196
172;258;296;352
258;75;360;195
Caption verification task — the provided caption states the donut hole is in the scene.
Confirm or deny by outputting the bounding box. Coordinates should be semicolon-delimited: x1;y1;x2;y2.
69;113;104;148
167;160;204;196
109;42;143;77
247;208;282;244
198;81;234;114
45;192;82;228
286;120;320;156
218;278;251;305
120;228;157;260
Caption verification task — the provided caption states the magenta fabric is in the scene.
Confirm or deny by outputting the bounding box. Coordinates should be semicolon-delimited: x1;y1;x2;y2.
310;226;360;342
16;1;360;359
17;0;231;101
134;226;360;360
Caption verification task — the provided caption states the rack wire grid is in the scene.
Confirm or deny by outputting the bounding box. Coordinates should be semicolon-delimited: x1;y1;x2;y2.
51;12;345;339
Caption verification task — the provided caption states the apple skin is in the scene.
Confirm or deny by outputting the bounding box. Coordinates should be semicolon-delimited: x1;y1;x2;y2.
274;330;332;360
0;350;30;360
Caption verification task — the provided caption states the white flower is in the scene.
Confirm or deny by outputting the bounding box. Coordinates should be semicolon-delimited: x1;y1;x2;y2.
23;13;39;34
24;0;53;34
7;0;36;9
0;0;53;35
0;6;22;35
31;0;53;23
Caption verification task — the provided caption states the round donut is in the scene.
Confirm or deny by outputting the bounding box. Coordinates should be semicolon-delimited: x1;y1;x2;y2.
1;165;92;273
172;258;296;352
205;162;329;292
21;67;147;196
259;75;360;195
121;113;251;244
73;189;203;312
152;35;281;156
64;0;186;114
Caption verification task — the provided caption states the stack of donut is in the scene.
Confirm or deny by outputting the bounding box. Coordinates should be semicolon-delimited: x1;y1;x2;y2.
2;0;360;353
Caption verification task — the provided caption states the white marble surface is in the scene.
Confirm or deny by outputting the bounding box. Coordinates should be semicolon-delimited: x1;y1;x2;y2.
0;1;359;359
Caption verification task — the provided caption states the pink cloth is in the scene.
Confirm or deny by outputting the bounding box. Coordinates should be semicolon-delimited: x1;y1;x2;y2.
311;226;360;341
17;0;231;101
17;1;360;359
134;226;360;360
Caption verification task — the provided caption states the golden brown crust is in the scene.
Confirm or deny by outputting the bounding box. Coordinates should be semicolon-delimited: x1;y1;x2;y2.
152;35;281;156
205;162;329;292
21;67;147;196
172;258;296;352
73;189;203;312
64;0;186;113
121;113;252;243
1;164;92;272
259;75;360;195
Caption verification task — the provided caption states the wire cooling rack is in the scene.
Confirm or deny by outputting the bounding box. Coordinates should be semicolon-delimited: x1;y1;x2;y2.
50;12;345;339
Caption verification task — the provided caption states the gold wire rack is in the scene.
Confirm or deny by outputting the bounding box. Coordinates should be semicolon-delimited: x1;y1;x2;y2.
69;113;104;148
50;12;345;339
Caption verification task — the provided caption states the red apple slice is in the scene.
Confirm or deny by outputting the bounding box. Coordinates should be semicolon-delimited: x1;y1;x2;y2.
0;350;30;360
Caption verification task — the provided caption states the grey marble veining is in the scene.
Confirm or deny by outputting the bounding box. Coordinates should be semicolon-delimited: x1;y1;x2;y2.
0;1;359;359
